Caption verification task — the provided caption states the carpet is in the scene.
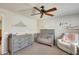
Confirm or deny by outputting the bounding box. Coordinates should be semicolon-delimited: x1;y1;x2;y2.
14;42;68;55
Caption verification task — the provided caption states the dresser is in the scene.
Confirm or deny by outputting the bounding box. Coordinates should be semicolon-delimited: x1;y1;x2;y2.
8;33;34;54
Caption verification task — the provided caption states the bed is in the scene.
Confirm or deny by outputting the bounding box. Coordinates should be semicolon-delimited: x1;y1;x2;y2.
36;29;55;46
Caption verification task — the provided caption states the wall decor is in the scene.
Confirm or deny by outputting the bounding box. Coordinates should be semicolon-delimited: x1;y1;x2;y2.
59;22;79;30
12;21;27;27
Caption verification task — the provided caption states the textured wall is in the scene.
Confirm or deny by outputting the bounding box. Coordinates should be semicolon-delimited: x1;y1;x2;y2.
40;14;79;39
0;8;38;54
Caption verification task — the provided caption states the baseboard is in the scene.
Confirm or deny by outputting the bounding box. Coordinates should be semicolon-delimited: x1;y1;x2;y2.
35;41;52;47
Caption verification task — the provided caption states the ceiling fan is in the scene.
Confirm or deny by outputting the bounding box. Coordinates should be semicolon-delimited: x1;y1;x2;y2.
31;5;57;18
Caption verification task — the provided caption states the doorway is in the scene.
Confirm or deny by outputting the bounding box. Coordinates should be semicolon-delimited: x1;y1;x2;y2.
0;16;2;55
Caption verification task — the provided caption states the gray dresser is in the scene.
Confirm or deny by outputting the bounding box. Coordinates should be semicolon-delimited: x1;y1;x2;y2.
8;33;34;54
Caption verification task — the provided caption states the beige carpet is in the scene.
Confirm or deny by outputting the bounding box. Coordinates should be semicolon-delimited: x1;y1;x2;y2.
14;43;68;55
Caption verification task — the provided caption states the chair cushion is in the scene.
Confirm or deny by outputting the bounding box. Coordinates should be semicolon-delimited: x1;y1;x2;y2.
58;39;71;46
62;33;78;43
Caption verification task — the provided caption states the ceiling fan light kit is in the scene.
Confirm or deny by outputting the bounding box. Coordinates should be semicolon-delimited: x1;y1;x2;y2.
31;5;57;18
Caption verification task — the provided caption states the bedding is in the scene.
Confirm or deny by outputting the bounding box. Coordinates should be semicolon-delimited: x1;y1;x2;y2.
37;37;53;46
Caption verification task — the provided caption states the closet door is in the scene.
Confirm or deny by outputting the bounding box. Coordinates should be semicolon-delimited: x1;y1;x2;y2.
0;16;2;44
0;16;2;54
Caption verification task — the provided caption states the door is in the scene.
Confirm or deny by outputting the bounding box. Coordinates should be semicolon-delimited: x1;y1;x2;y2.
0;16;2;54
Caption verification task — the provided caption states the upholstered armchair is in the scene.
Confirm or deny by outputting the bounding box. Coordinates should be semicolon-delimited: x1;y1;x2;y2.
57;33;79;55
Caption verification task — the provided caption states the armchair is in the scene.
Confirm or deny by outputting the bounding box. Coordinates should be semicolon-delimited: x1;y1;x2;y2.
57;33;79;55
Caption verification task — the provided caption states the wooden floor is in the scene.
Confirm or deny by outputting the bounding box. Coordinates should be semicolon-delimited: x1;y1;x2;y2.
14;42;68;55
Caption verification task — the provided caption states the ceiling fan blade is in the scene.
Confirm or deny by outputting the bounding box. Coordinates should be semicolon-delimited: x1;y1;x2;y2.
46;7;57;12
45;13;54;16
31;13;41;16
33;7;41;12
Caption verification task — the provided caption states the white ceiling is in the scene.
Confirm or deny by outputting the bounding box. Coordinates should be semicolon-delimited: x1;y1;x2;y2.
0;3;79;19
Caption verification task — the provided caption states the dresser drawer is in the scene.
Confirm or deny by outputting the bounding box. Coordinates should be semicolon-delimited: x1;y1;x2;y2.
13;42;20;47
13;38;25;43
13;40;29;51
20;42;29;49
13;46;20;52
12;37;20;43
19;37;30;42
13;44;21;52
